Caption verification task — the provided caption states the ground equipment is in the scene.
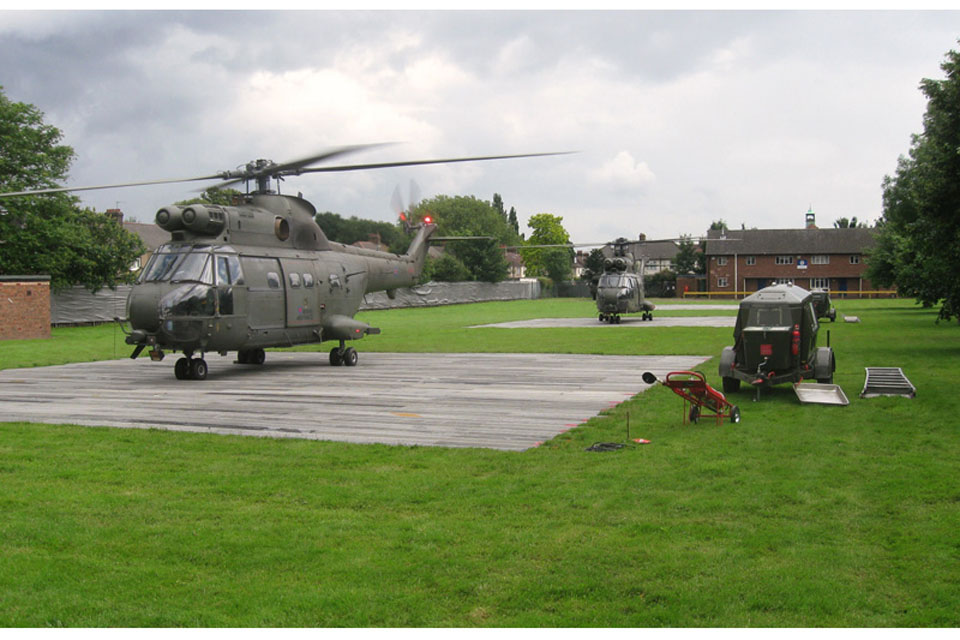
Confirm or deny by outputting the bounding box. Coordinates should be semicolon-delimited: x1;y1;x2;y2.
642;370;741;425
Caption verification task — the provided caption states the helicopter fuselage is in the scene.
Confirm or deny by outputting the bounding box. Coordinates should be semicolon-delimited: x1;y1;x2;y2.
123;192;433;377
595;257;655;324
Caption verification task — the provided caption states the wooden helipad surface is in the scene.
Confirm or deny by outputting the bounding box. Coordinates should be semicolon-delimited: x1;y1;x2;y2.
0;352;707;451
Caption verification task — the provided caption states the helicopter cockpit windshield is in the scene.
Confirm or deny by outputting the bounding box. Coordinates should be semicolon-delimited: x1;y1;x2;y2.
599;273;634;290
140;245;214;285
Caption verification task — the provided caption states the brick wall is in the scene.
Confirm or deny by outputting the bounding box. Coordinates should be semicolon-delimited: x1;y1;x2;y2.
0;277;51;340
708;254;877;293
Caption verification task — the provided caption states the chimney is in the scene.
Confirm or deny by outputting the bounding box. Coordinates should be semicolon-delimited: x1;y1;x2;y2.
805;207;816;229
106;208;124;225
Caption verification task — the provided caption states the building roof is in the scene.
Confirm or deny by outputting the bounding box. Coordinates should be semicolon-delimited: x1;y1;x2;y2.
704;227;876;256
123;221;170;251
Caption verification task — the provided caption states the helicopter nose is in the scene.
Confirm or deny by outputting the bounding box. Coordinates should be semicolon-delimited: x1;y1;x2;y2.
127;288;161;332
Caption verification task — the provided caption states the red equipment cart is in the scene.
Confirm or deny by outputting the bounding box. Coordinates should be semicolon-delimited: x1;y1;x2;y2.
642;370;741;425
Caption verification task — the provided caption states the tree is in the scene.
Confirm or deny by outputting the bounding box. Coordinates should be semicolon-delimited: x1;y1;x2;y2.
671;235;699;275
834;216;867;229
508;206;519;235
709;219;729;232
176;187;244;207
0;86;144;292
410;195;515;282
521;213;574;282
421;252;470;283
314;211;411;254
581;248;606;281
867;43;960;321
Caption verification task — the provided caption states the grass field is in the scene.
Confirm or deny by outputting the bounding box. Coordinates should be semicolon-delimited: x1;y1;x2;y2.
1;297;958;626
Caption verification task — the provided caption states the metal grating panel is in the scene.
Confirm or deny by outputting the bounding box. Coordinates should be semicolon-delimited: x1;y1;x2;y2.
861;367;916;399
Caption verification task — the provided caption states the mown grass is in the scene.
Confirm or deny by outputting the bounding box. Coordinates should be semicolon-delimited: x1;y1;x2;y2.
0;296;958;627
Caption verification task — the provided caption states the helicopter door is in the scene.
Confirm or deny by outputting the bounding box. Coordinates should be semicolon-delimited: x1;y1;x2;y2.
240;256;286;329
280;259;320;328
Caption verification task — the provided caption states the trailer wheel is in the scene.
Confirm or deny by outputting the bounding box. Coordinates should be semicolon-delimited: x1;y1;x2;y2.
689;405;700;424
730;406;741;424
722;377;740;393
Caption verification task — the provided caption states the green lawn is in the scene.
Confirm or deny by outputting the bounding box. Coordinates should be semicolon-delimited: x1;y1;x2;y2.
0;297;958;626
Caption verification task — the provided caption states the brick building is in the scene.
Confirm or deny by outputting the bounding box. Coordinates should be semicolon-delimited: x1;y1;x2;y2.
0;276;51;340
703;220;878;296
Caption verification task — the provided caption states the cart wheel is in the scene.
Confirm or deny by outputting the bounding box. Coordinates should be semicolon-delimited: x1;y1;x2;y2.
730;406;741;424
689;405;700;424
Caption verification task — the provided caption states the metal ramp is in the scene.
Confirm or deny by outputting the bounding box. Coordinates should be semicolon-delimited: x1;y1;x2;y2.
861;367;916;398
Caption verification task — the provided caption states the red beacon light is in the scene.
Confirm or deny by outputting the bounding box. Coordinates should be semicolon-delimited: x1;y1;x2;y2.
791;323;801;355
423;215;433;224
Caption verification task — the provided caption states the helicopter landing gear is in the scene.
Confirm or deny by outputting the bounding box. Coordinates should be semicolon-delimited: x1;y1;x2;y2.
329;343;359;367
642;312;653;321
237;348;266;365
174;355;208;380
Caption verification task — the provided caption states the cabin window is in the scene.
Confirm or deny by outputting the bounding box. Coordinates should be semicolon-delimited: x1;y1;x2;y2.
289;273;302;288
303;273;315;288
775;255;794;265
216;255;243;285
329;274;342;288
267;272;280;289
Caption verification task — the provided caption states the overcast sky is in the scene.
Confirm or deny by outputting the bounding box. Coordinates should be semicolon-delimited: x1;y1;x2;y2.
2;10;959;243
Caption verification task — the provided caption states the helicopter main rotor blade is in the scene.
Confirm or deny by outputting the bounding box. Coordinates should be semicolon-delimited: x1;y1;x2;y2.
0;174;226;198
206;143;398;190
292;151;575;175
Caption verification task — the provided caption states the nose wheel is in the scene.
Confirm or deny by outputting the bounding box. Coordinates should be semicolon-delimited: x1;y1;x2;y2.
174;356;208;380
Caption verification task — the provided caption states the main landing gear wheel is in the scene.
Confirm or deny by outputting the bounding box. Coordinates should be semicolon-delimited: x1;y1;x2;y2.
189;358;208;380
175;357;208;380
330;346;359;367
238;348;266;365
730;406;741;424
342;347;358;366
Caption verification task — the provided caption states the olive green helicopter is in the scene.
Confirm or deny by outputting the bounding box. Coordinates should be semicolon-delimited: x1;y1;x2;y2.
1;145;566;379
595;237;656;324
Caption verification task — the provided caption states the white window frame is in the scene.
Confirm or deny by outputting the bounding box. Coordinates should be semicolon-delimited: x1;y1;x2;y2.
810;277;829;290
745;256;756;266
775;255;794;265
717;277;729;288
811;255;830;265
850;255;861;264
717;256;728;266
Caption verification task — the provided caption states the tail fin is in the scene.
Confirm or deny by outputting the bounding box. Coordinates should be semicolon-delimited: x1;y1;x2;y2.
405;222;437;273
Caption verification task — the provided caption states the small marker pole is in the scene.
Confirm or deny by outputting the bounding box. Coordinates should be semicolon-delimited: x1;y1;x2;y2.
626;411;630;441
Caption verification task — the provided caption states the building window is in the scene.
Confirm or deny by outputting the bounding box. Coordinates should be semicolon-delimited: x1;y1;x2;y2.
717;256;728;266
717;277;729;288
745;256;756;266
811;255;830;265
775;255;794;265
850;255;861;264
811;277;829;290
775;278;793;285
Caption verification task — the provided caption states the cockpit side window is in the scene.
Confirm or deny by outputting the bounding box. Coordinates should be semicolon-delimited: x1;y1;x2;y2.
216;255;244;285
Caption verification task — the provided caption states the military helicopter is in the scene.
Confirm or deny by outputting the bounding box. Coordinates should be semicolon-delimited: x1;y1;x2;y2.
595;237;656;323
1;145;567;379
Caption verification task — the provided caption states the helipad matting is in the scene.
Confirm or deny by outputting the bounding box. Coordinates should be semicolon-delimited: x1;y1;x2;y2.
0;352;708;451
